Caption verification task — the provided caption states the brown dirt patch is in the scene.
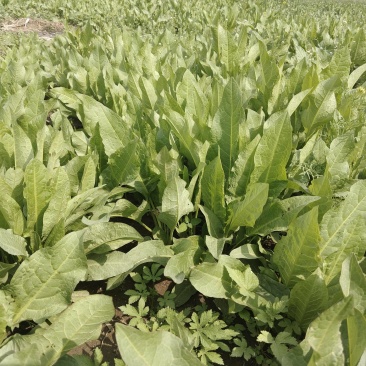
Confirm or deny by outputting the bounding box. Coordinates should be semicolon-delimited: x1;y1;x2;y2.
0;18;65;40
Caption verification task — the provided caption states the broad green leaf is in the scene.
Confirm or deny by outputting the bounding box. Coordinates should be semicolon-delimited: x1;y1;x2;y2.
155;146;180;190
326;132;354;188
115;324;202;366
49;88;130;156
0;193;24;235
226;182;268;233
212;24;238;74
139;76;157;110
228;134;260;198
258;41;280;107
205;236;225;260
189;262;230;299
0;295;114;366
211;78;243;178
24;159;51;237
101;140;140;188
176;69;208;126
248;196;321;236
165;238;200;284
339;254;366;312
273;208;321;288
309;174;333;220
0;290;15;343
13;121;33;170
164;249;196;284
306;297;354;366
201;156;225;223
288;271;328;330
199;205;224;238
84;222;143;254
250;110;292;184
320;180;366;284
0;229;28;257
301;76;340;135
350;29;366;66
347;63;366;89
64;187;109;231
162;108;201;167
80;156;96;193
220;255;259;297
287;89;311;117
9;232;87;324
65;156;90;196
42;167;70;241
346;310;366;366
158;177;194;230
230;244;261;260
44;218;65;247
87;240;173;280
323;47;350;82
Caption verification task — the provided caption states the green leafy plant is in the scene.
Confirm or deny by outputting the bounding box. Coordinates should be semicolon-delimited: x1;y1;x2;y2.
1;0;366;365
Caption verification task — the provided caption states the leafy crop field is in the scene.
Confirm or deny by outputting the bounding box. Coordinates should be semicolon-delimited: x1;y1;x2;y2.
1;0;366;365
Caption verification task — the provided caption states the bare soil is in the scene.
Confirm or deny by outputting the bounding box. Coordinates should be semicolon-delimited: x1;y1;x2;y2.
0;17;65;40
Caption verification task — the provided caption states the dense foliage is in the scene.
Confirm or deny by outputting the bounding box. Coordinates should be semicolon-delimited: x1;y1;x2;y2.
1;0;366;365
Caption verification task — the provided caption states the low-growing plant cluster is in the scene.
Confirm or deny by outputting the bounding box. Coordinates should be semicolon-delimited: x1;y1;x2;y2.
0;0;366;365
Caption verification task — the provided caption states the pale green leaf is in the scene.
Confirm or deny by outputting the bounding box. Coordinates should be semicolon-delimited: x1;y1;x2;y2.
287;89;311;117
189;262;230;299
211;78;243;178
226;182;268;233
301;77;340;135
49;88;131;156
320;180;366;284
326;132;354;188
1;295;114;366
84;222;143;254
13;121;34;170
101;140;140;188
273;208;321;288
9;232;87;324
80;156;96;193
230;244;261;260
258;41;280;102
323;47;350;82
212;24;238;74
220;256;259;296
201;156;226;223
248;195;321;236
24;159;51;236
42;167;70;241
306;297;354;366
205;236;225;260
250;110;292;184
87;240;173;280
158;177;194;230
199;205;224;239
115;324;202;366
162;109;201;167
348;63;366;89
339;254;366;312
176;69;208;125
288;270;328;330
165;247;197;284
346;310;366;366
0;229;28;257
228;134;260;198
0;193;25;235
